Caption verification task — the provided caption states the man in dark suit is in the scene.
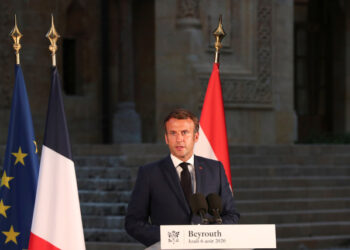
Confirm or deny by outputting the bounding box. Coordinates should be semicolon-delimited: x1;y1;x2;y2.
125;109;240;247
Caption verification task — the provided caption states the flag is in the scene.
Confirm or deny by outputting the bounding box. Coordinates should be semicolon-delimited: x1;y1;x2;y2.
194;63;232;188
28;67;85;250
0;65;39;249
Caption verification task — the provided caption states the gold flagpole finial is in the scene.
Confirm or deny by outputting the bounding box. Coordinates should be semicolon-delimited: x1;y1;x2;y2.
46;14;60;67
213;15;226;63
10;15;23;65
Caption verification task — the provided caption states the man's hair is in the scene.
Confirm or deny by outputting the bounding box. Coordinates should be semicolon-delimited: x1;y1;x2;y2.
164;108;199;133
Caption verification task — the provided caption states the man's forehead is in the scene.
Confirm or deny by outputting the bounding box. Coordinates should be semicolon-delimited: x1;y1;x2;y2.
165;118;195;130
166;118;194;126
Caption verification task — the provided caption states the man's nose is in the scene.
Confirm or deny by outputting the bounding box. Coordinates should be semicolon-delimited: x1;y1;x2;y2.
176;133;184;141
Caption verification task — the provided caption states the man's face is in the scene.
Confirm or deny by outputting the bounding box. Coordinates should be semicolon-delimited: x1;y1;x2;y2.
165;118;199;162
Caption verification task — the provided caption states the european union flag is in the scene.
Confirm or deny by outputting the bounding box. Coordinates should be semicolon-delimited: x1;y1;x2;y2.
0;65;39;249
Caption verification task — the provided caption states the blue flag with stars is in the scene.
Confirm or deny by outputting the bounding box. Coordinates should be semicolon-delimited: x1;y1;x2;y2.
0;65;39;249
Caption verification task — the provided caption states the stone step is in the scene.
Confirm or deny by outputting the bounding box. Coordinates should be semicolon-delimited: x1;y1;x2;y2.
277;234;350;249
277;221;350;238
76;166;131;179
234;186;350;200
74;156;125;167
72;144;350;157
82;208;350;230
236;198;350;212
73;154;350;168
72;144;168;157
227;145;350;156
84;228;134;242
83;215;124;229
83;209;350;230
123;155;167;167
75;164;350;179
230;155;350;165
232;176;350;188
78;178;132;191
81;202;127;216
79;190;131;203
231;165;350;177
86;242;143;250
240;209;350;224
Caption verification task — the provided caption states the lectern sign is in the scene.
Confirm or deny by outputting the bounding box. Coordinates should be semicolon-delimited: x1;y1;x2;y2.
161;225;276;249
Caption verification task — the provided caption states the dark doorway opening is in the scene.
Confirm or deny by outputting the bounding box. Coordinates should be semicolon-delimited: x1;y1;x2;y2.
294;0;345;142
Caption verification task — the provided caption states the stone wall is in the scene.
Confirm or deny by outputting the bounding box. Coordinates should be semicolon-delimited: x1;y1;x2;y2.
0;0;103;145
0;0;296;145
155;0;296;144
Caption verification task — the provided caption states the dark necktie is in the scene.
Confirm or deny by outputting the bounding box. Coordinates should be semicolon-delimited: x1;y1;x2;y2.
179;162;192;203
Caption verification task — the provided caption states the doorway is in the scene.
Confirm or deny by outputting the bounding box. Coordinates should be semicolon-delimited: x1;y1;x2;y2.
294;0;345;142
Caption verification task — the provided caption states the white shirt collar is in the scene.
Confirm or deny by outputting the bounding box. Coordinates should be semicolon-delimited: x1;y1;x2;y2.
170;154;194;168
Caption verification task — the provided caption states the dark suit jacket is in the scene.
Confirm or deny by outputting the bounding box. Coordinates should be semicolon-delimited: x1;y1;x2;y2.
125;155;240;247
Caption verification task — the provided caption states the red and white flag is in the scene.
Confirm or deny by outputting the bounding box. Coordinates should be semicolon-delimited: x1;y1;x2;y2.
194;63;232;188
28;67;85;250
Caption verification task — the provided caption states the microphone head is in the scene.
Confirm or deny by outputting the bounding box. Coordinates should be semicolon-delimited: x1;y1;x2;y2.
206;193;222;215
189;193;208;215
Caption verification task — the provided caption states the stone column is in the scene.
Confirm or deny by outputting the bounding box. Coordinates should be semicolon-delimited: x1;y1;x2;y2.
344;1;350;132
113;0;141;143
155;0;204;142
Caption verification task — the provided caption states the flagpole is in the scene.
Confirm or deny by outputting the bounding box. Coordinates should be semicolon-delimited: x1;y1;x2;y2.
213;15;226;64
46;14;60;67
10;15;23;65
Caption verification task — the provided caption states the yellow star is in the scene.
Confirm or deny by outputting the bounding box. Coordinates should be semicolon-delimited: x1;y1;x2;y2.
0;200;10;218
2;225;20;244
1;171;14;189
12;147;27;166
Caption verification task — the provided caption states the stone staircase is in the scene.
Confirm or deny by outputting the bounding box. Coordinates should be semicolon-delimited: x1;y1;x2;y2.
76;157;131;242
2;144;349;249
73;144;350;250
229;146;350;249
74;144;169;250
74;154;141;250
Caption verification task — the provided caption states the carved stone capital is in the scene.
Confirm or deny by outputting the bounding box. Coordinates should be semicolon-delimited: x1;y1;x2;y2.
176;0;201;29
176;0;200;19
200;0;273;108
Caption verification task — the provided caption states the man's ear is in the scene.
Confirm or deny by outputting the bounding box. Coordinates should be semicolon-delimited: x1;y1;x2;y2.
165;133;169;145
194;131;199;142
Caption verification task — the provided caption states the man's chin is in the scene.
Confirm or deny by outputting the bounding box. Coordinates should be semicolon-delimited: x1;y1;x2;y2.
173;153;186;160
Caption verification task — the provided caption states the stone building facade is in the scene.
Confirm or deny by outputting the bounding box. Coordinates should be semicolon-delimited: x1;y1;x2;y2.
0;0;348;146
155;0;295;144
0;0;104;145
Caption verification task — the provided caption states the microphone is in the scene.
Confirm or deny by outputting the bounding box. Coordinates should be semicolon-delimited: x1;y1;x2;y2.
189;193;209;224
206;193;223;224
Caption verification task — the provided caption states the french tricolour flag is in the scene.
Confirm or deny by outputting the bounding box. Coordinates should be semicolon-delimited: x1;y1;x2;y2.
194;63;232;188
28;67;85;250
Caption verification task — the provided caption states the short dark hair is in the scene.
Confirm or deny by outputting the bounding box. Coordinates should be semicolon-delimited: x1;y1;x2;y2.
164;108;199;133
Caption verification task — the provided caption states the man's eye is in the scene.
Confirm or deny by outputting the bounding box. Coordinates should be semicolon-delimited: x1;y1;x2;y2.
182;131;189;135
170;132;176;136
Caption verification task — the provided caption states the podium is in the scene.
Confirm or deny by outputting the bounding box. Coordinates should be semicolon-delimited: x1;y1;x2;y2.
159;224;276;249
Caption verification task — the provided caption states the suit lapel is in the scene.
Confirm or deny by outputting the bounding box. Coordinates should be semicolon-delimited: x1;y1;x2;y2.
194;155;203;194
160;155;190;213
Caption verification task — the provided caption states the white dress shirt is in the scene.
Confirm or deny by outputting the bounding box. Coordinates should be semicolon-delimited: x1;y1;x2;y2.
170;154;196;193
